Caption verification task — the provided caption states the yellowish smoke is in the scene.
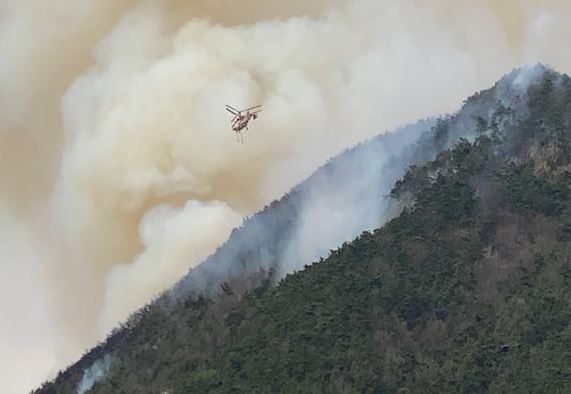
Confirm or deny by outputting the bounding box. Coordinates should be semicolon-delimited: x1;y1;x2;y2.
0;1;570;392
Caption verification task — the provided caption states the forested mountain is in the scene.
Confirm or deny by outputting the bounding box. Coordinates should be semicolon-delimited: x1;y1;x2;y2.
36;65;571;393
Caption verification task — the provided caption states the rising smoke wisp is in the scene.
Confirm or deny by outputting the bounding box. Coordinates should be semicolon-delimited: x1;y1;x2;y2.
76;354;114;394
1;1;571;392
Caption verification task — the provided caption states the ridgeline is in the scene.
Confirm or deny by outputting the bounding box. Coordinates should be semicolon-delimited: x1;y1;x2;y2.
37;66;571;393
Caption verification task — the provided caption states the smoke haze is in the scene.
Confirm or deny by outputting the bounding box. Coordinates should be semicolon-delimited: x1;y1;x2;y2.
1;1;571;392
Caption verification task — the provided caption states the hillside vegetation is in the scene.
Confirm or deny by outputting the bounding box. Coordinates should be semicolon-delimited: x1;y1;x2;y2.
36;67;571;393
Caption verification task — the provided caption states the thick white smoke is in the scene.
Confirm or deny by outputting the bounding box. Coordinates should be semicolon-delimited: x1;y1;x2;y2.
1;1;571;392
99;200;241;333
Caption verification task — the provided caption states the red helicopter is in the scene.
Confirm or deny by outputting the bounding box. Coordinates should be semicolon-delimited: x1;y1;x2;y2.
225;104;262;143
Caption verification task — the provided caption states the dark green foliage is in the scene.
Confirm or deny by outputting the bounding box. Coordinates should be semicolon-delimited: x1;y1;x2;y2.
500;162;568;216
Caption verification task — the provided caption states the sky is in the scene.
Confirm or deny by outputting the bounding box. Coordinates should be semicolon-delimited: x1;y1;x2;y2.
1;1;571;392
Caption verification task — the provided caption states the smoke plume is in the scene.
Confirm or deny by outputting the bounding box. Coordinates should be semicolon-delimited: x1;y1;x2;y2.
1;1;571;392
76;354;114;394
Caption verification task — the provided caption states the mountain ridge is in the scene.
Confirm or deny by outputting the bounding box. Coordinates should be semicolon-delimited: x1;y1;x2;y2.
35;64;571;393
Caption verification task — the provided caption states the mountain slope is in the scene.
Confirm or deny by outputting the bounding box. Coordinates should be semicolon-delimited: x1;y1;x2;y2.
35;65;571;393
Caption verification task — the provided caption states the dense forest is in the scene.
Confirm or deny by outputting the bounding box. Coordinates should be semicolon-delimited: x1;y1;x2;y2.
36;67;571;393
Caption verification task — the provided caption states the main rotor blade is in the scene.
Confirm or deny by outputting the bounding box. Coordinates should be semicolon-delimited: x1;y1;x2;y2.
226;105;240;113
243;105;262;112
226;107;239;115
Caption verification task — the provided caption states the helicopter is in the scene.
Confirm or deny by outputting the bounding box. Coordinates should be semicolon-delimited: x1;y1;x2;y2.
225;104;262;143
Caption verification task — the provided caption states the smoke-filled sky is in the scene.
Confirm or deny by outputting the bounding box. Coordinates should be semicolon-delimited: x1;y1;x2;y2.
1;1;571;392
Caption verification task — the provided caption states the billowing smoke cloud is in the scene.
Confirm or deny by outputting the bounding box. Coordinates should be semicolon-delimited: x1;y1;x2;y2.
99;200;241;333
1;1;571;392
